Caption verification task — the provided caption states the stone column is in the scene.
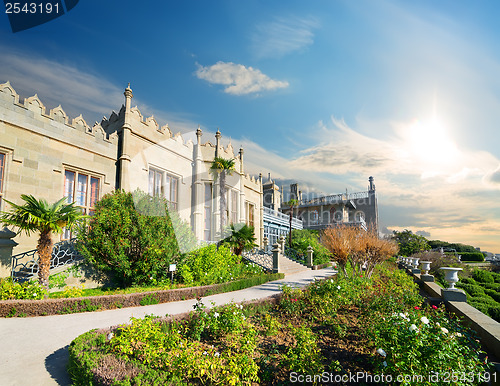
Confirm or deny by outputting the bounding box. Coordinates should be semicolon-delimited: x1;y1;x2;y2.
306;245;313;267
192;127;204;241
0;228;18;278
263;236;268;251
272;243;280;273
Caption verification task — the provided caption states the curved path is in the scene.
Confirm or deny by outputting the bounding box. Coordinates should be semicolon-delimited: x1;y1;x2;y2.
0;268;336;386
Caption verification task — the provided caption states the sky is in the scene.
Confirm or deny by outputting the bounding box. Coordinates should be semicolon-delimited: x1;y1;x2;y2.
1;0;500;253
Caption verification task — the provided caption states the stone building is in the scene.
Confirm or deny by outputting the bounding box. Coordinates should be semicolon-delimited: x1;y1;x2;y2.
0;81;263;272
281;176;379;233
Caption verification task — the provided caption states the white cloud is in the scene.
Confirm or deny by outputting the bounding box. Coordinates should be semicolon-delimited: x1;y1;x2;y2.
195;61;289;95
252;15;320;59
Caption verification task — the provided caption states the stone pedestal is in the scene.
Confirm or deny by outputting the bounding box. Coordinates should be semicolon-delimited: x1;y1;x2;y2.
411;268;421;275
272;243;280;274
0;228;18;278
421;274;435;282
306;246;313;267
442;288;467;302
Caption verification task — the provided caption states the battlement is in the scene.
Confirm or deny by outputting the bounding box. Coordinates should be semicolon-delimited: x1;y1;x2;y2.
0;81;119;145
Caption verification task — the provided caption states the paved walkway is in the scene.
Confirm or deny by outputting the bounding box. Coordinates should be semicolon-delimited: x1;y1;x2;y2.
0;268;336;386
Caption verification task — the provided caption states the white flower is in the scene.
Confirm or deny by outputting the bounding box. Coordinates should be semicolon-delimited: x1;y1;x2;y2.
383;361;387;367
337;285;341;290
203;351;208;355
214;352;220;357
107;333;114;340
436;322;440;326
421;316;429;325
409;324;418;332
376;348;387;357
456;332;462;337
441;327;449;334
214;312;219;318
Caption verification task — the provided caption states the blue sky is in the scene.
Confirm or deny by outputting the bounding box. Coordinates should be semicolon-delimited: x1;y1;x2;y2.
2;0;500;252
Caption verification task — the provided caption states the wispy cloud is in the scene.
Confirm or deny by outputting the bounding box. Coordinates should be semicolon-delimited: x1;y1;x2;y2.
251;15;320;59
195;61;289;95
0;45;201;132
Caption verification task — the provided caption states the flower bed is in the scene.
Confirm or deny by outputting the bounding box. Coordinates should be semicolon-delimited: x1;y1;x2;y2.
68;262;492;385
0;273;284;317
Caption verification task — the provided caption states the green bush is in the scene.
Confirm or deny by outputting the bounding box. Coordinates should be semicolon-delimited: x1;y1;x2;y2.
179;244;260;286
456;283;485;298
291;229;331;265
77;190;195;287
472;269;495;283
456;252;484;262
0;278;46;300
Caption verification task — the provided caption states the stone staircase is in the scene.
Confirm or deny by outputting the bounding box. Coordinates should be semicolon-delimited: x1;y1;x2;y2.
279;255;310;275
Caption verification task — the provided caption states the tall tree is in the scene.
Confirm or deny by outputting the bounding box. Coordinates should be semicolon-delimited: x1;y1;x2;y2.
284;199;299;248
0;195;84;291
392;229;430;256
210;156;235;238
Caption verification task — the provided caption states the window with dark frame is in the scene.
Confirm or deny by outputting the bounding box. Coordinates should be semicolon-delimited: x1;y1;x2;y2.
63;170;100;239
204;183;212;241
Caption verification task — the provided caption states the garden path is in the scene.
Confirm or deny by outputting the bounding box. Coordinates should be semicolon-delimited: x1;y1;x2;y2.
0;268;336;386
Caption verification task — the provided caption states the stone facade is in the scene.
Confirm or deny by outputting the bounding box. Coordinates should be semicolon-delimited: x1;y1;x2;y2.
282;177;379;233
0;82;262;258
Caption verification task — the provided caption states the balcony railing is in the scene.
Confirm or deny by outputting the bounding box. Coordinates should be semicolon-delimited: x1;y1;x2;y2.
282;191;371;208
263;207;303;229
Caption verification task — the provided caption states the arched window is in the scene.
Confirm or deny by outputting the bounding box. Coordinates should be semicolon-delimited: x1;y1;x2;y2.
310;210;319;225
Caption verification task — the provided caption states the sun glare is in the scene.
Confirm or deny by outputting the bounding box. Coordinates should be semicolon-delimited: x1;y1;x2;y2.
404;117;459;174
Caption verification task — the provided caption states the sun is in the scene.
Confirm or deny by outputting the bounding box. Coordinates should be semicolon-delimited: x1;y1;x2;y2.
404;117;459;174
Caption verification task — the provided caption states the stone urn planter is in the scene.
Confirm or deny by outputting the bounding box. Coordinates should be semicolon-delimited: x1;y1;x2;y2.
411;257;420;269
420;261;431;275
439;267;463;289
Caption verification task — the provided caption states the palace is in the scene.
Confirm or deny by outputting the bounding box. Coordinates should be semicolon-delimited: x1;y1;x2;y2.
0;81;378;275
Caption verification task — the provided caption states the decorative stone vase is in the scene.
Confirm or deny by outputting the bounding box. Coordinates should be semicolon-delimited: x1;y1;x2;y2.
439;267;463;289
420;261;431;275
411;258;420;269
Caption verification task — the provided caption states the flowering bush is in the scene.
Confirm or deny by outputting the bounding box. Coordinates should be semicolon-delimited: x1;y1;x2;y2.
370;305;491;382
0;277;46;300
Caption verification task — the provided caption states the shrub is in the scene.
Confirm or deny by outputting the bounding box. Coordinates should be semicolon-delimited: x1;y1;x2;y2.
457;252;484;262
370;305;490;383
77;190;194;287
291;229;331;265
0;278;46;300
472;269;494;283
456;283;485;298
179;244;241;286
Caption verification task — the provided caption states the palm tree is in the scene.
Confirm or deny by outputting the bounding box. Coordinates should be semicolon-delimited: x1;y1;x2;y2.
285;199;299;248
222;224;257;255
0;195;85;291
210;156;235;238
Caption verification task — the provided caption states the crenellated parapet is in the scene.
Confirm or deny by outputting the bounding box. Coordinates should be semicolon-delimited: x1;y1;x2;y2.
0;81;118;145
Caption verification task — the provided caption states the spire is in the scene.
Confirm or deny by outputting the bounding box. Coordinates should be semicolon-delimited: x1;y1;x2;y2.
215;129;221;157
369;176;376;192
196;125;202;143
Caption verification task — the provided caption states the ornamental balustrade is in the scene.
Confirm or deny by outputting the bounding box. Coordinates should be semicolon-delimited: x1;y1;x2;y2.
242;247;273;271
11;238;83;282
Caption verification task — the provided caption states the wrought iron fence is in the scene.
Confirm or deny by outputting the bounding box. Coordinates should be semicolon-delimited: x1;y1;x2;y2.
284;246;306;265
11;238;83;282
242;247;273;271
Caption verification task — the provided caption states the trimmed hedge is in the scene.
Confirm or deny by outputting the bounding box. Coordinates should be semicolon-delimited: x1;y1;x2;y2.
0;273;284;317
455;252;484;261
